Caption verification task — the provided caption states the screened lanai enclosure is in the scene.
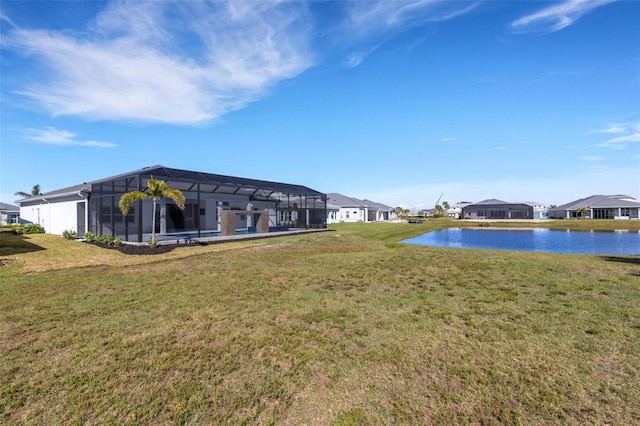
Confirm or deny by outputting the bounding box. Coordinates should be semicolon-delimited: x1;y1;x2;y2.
87;166;327;242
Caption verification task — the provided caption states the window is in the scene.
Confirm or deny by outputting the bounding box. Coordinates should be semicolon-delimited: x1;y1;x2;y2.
101;206;134;225
278;210;293;222
621;208;630;217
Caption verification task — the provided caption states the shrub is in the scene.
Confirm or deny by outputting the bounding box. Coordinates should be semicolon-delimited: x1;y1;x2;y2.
83;232;121;247
10;224;45;235
62;229;78;239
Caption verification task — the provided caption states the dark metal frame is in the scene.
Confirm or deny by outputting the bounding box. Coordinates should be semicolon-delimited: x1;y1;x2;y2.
87;165;327;242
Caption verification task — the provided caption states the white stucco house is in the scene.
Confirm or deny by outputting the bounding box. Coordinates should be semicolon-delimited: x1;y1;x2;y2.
523;201;549;219
445;202;473;219
326;193;396;223
0;202;20;225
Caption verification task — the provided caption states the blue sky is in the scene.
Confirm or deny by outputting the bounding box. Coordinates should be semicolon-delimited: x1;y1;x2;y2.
1;0;639;210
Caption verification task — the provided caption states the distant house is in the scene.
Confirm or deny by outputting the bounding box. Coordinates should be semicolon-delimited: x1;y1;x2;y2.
326;193;396;223
0;202;20;225
446;202;473;219
462;199;534;220
548;195;640;220
523;201;548;219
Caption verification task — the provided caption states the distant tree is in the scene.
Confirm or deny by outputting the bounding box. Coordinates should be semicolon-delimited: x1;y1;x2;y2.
14;184;42;199
442;201;451;212
118;176;185;248
576;207;587;219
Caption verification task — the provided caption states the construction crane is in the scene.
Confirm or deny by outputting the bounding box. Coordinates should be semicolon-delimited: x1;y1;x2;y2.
435;192;444;207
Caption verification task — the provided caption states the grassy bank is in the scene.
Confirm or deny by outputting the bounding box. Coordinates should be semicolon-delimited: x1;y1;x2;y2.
1;221;639;424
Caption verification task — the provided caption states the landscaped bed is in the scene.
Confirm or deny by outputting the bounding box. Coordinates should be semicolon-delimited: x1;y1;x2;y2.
1;220;639;424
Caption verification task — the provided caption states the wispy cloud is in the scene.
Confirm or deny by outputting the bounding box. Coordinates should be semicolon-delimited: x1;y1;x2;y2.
490;145;508;151
23;127;116;148
581;155;604;162
441;137;457;143
346;0;481;37
594;121;640;149
3;1;313;125
592;123;629;134
0;11;17;28
601;133;640;149
511;0;617;34
341;0;480;68
344;45;379;69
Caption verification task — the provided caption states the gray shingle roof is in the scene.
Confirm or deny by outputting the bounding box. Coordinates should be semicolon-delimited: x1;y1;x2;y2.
470;199;510;206
326;193;394;210
0;202;19;211
553;195;640;210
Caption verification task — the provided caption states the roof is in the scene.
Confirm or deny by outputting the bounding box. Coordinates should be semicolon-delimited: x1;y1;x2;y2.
362;199;394;210
326;193;363;207
551;195;640;210
465;199;534;208
16;165;324;204
468;199;510;206
326;193;393;210
0;202;19;211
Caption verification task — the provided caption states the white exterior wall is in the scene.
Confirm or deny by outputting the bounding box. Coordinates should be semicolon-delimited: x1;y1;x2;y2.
19;195;85;235
330;207;394;223
326;208;340;224
337;207;365;223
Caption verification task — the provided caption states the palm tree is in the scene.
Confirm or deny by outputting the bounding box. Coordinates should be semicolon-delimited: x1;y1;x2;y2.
14;184;42;198
118;176;185;248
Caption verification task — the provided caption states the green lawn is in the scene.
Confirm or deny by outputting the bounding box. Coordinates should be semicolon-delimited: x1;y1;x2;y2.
1;221;639;425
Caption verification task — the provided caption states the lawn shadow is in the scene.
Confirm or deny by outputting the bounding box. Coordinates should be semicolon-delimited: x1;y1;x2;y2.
0;232;46;256
601;256;640;277
600;256;640;266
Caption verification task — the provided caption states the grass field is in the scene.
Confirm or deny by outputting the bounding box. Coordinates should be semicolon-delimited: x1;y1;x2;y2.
1;220;639;425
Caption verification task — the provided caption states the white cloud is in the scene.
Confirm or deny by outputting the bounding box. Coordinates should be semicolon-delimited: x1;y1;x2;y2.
602;133;640;148
511;0;617;34
592;123;628;134
344;45;379;69
340;0;480;67
0;11;16;28
441;137;457;143
3;1;313;125
490;145;508;151
346;1;480;37
593;121;640;149
22;127;116;148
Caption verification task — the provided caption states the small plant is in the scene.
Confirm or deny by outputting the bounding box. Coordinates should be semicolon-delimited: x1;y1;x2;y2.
62;229;78;239
83;231;96;242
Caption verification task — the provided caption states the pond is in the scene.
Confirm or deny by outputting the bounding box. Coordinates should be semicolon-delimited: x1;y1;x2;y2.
401;228;640;255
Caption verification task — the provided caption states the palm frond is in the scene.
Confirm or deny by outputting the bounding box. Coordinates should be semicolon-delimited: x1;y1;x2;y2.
119;191;148;215
163;188;186;210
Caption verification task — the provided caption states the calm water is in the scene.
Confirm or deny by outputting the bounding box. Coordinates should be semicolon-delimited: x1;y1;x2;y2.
401;228;640;255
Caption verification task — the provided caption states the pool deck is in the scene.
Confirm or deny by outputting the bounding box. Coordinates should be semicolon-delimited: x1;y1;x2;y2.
123;228;332;246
